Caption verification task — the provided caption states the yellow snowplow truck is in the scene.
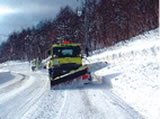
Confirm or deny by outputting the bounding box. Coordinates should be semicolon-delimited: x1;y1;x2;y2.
48;41;90;86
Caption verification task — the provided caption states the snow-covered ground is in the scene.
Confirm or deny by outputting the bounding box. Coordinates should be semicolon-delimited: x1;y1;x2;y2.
88;28;160;119
0;28;159;119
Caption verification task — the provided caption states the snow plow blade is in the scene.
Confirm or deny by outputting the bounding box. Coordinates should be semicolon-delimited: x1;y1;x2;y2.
50;67;88;86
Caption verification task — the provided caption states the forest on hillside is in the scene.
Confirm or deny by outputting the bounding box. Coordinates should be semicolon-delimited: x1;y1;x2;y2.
0;0;158;62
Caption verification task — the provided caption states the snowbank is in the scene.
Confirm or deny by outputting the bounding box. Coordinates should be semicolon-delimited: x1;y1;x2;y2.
89;28;160;119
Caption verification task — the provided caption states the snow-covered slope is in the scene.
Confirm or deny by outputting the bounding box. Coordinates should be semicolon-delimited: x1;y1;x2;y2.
88;28;160;119
88;29;159;64
0;28;159;119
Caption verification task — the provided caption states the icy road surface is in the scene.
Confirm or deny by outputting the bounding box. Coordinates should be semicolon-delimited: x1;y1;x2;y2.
0;28;159;119
0;62;143;119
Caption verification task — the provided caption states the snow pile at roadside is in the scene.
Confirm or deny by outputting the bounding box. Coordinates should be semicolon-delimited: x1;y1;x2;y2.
88;28;159;64
111;59;160;119
88;28;160;119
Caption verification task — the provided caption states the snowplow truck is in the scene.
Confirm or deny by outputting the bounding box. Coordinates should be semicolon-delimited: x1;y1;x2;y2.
48;41;90;86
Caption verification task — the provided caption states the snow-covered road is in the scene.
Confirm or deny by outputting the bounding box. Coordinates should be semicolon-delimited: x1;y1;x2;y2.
0;28;159;119
0;64;50;119
0;61;144;119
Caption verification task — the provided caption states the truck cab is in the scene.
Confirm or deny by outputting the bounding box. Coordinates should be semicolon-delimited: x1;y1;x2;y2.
48;41;84;79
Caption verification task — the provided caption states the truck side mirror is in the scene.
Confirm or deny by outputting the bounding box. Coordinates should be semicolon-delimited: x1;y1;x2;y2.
48;50;51;55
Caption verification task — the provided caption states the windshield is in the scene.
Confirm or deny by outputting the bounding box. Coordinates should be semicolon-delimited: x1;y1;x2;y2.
53;46;81;57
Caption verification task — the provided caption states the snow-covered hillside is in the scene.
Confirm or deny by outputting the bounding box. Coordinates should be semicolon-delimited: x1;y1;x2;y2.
0;28;159;119
88;28;160;119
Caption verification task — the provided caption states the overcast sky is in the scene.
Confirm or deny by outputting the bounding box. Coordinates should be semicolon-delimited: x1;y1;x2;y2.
0;0;81;44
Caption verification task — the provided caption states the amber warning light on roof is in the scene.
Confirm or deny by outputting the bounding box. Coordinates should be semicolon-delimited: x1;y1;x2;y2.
62;41;70;44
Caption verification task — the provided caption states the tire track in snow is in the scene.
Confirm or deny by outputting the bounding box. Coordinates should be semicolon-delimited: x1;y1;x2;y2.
15;73;50;118
0;72;49;119
99;90;145;119
16;76;49;119
22;90;68;119
0;73;27;93
0;73;32;118
56;90;68;119
55;89;101;119
79;89;100;119
84;59;145;119
0;73;32;104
